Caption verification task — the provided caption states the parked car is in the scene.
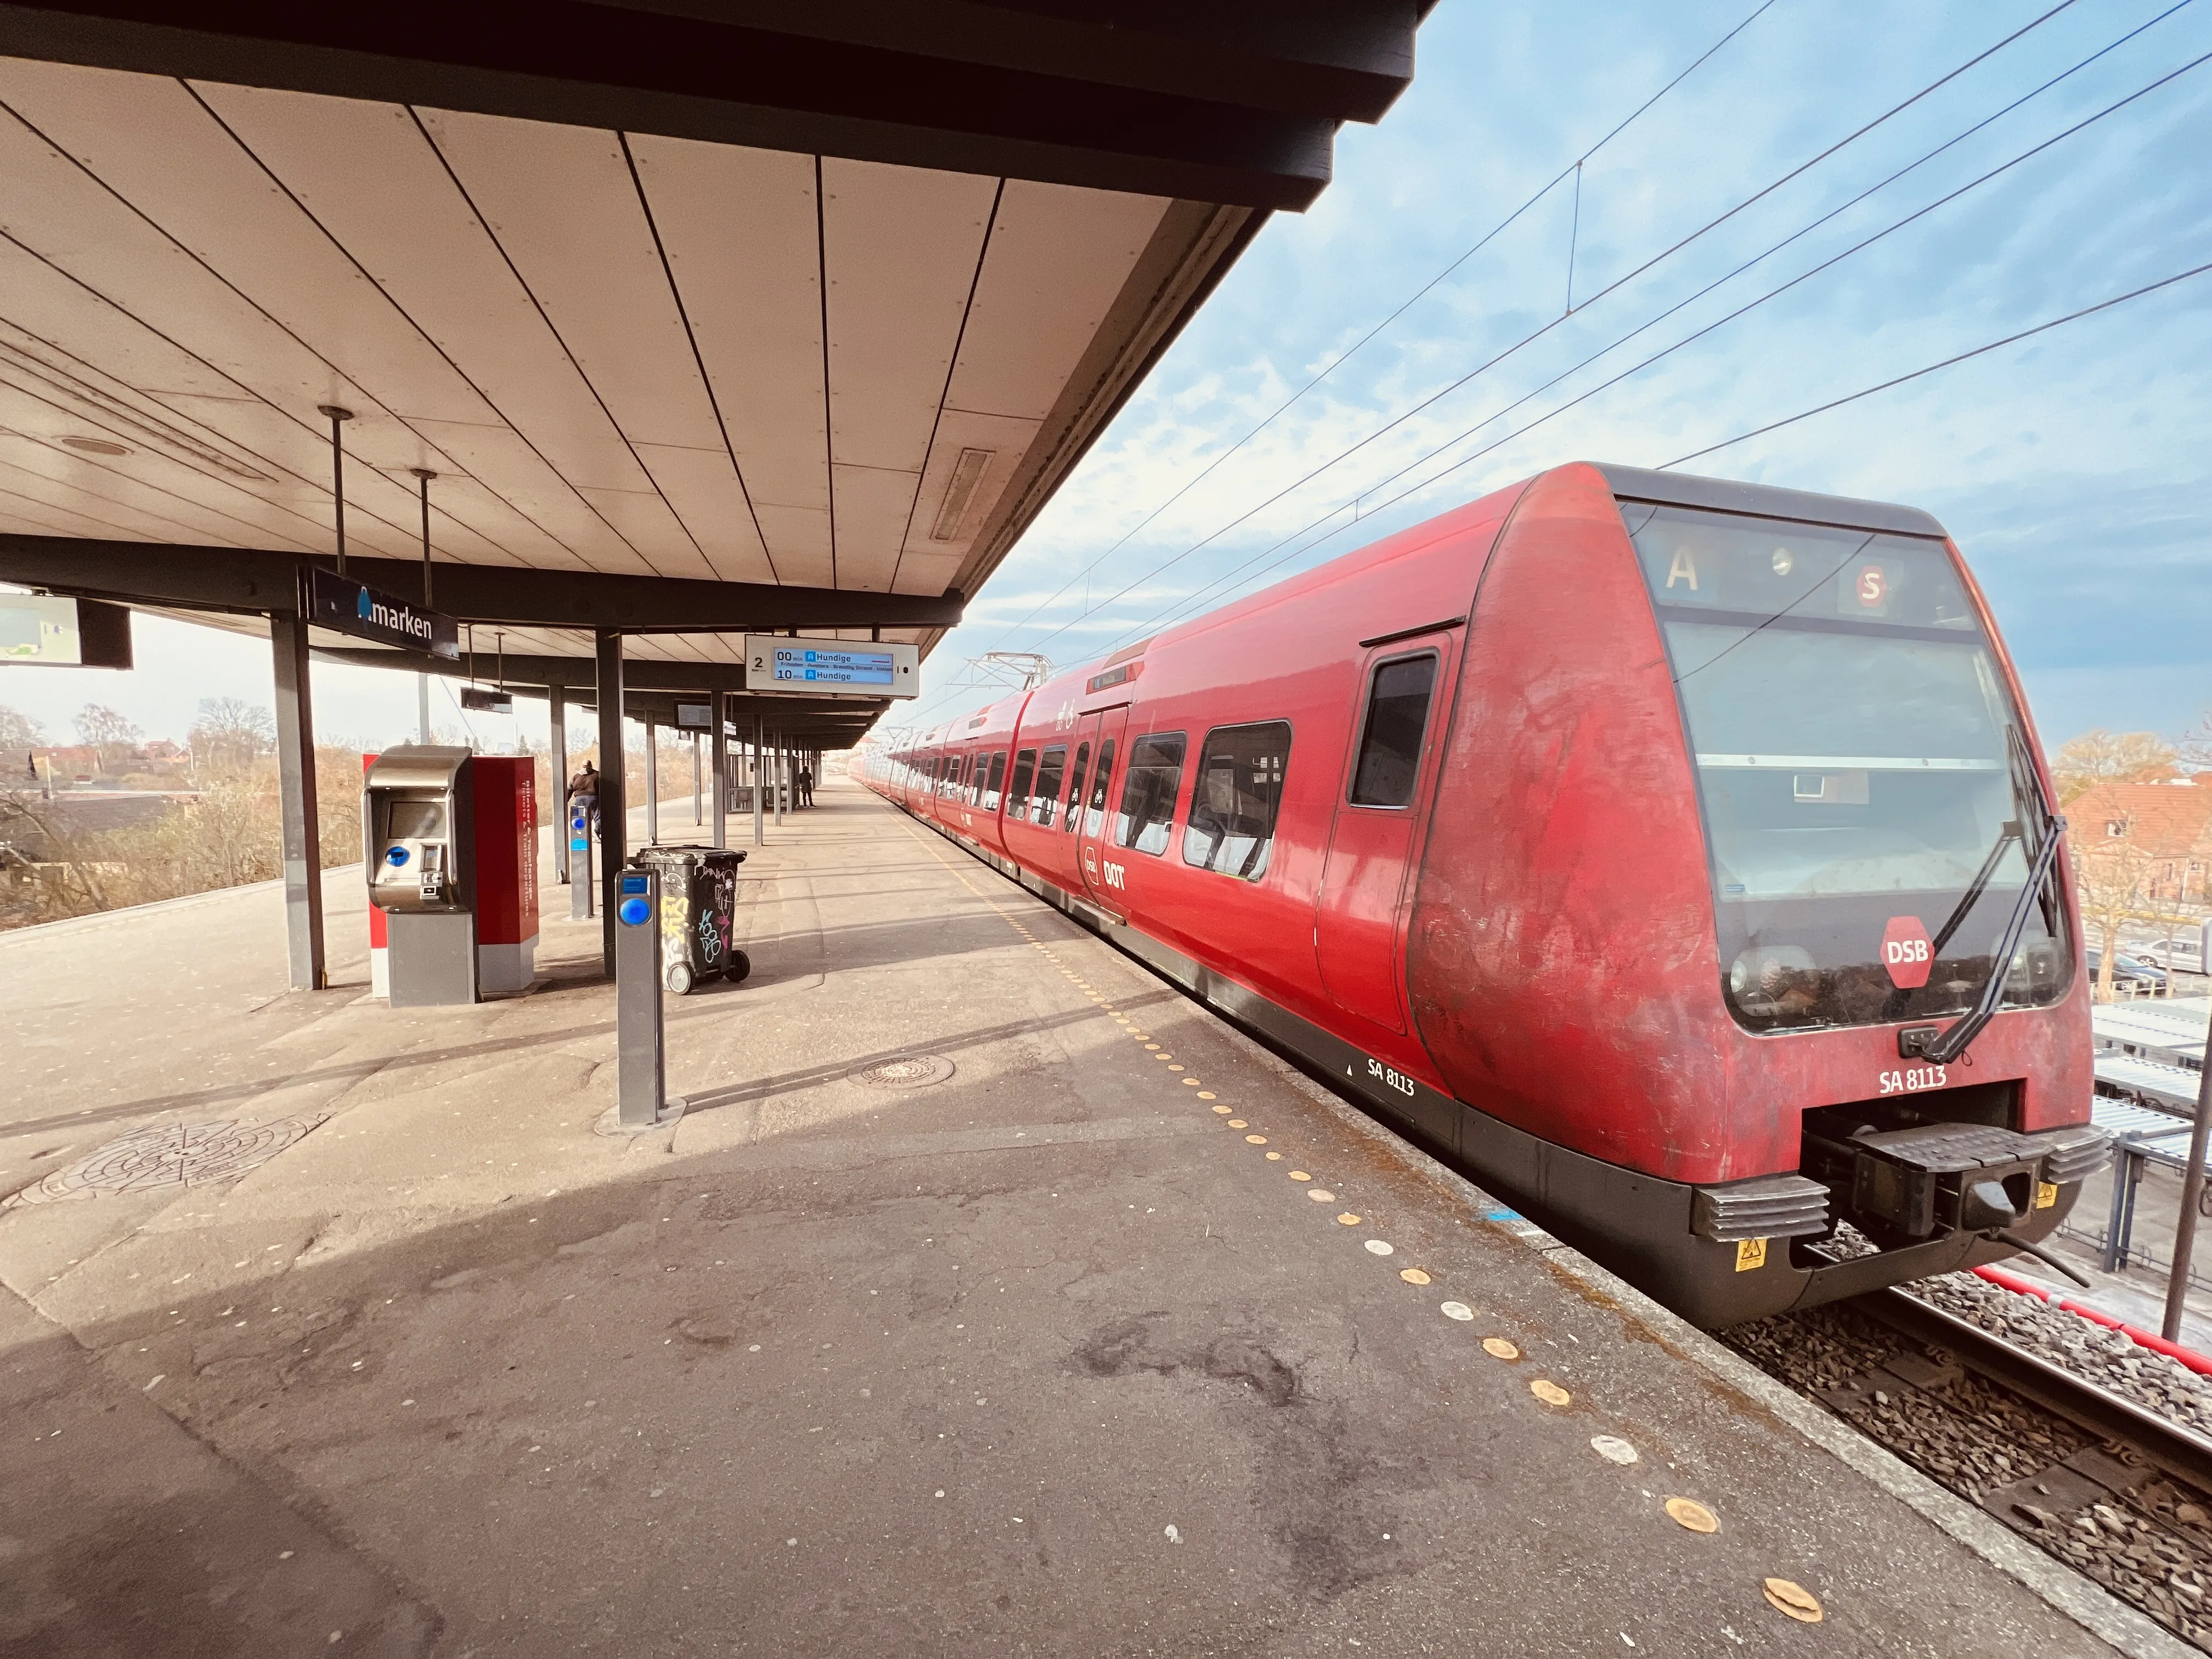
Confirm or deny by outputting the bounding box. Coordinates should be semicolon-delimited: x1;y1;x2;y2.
2087;947;2169;995
2133;930;2208;976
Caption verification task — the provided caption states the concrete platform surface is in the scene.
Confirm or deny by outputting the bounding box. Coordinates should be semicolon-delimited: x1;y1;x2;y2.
0;778;2136;1655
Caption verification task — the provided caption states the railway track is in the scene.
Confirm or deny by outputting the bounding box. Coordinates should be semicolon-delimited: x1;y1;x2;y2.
1726;1289;2212;1649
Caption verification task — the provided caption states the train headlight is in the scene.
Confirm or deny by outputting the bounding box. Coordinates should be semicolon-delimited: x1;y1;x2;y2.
1728;945;1817;1005
2006;939;2063;1002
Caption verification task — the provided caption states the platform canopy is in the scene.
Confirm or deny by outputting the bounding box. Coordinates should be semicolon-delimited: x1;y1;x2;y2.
0;0;1429;733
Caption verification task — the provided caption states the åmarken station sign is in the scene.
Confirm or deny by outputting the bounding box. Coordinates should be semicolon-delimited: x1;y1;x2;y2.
306;567;460;660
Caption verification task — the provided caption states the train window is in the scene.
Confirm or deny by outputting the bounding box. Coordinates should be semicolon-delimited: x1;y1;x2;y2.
1082;738;1116;837
1007;750;1037;821
1065;742;1091;832
1183;723;1291;880
1114;732;1186;856
1032;746;1066;827
976;752;1005;809
1350;654;1437;806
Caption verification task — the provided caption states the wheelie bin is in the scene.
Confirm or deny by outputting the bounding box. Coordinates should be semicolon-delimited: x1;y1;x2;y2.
633;845;749;994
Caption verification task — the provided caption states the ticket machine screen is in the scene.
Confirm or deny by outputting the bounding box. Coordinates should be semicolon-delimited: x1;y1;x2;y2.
386;800;446;841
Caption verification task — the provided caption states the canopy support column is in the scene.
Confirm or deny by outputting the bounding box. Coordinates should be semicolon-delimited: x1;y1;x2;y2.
710;694;729;850
270;610;325;991
549;683;569;884
596;630;626;977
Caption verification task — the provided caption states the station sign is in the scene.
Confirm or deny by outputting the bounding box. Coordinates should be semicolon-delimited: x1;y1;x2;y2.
674;702;715;730
742;635;918;699
459;685;513;713
306;567;460;660
0;592;133;669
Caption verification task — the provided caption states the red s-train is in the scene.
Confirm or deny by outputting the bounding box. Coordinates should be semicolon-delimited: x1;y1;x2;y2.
861;462;2107;1326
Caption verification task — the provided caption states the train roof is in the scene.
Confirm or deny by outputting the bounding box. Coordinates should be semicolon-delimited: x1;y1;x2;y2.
1596;463;1947;539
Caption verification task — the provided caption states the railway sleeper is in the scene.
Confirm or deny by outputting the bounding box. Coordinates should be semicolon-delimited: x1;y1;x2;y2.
1730;1301;2212;1650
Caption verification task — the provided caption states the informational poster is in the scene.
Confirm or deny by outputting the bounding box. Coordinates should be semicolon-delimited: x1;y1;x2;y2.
742;636;918;698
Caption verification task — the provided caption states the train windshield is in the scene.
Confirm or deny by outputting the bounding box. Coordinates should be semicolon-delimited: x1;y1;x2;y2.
1623;500;2070;1034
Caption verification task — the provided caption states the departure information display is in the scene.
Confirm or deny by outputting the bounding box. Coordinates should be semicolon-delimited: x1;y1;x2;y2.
742;635;919;698
771;646;895;686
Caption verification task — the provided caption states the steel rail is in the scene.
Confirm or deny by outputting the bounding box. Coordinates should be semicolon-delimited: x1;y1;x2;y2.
1857;1286;2212;1495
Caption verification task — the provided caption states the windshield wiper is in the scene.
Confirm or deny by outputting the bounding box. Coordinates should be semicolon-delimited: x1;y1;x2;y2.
1903;729;2063;1064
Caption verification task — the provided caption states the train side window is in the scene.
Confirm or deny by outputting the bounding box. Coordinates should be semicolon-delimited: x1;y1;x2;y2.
979;750;1007;810
1114;732;1186;855
1007;749;1037;821
1032;746;1066;827
1183;722;1291;880
1065;742;1091;831
1350;653;1438;808
1082;739;1116;837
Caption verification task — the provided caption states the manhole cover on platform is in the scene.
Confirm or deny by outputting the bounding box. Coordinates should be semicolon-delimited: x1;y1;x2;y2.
5;1116;326;1206
851;1055;956;1089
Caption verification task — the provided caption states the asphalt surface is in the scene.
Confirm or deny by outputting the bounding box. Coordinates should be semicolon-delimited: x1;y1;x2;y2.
0;777;2130;1655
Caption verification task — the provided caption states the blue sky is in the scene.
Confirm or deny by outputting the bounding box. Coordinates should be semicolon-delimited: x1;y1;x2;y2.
4;0;2209;757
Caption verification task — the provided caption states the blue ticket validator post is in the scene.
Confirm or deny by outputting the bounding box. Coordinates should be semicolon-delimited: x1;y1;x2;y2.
569;800;594;921
614;867;685;1128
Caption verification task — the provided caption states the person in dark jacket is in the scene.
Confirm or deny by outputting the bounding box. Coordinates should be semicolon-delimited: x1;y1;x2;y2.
566;761;600;838
798;764;815;808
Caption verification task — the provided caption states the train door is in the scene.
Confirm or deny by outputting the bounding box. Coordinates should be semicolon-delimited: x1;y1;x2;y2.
1314;639;1453;1032
1073;707;1127;912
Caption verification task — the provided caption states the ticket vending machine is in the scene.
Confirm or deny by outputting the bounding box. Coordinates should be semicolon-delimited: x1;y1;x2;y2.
363;748;538;1005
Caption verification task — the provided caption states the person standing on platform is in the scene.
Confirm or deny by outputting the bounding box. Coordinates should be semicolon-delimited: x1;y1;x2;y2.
798;764;815;808
566;759;601;839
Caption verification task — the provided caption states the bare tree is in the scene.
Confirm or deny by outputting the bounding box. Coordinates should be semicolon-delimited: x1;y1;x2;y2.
2051;729;2179;805
0;704;45;750
74;702;143;774
2073;812;2165;1001
189;697;275;776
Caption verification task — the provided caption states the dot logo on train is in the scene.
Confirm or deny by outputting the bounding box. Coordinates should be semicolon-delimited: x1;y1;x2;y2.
859;461;2108;1328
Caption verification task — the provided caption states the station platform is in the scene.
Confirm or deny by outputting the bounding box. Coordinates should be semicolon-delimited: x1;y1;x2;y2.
0;778;2175;1655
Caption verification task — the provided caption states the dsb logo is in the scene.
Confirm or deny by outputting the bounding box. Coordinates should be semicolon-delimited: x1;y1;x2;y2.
1882;916;1933;989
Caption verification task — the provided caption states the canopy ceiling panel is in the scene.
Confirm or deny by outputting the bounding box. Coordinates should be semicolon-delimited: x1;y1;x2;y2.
0;2;1426;735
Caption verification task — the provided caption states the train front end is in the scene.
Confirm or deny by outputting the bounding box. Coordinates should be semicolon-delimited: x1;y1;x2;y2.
1407;462;2108;1327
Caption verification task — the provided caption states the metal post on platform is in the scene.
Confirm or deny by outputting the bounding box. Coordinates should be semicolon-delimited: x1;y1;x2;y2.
774;731;785;827
596;630;625;976
549;684;569;885
2163;1062;2212;1340
417;674;432;744
709;693;729;850
613;866;684;1129
692;731;703;826
644;716;659;847
2106;1143;2138;1272
753;715;766;846
270;609;325;991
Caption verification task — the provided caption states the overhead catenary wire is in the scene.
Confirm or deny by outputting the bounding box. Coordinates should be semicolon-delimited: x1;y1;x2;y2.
1661;258;2212;468
974;0;2097;676
941;0;1786;669
1080;33;2212;655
